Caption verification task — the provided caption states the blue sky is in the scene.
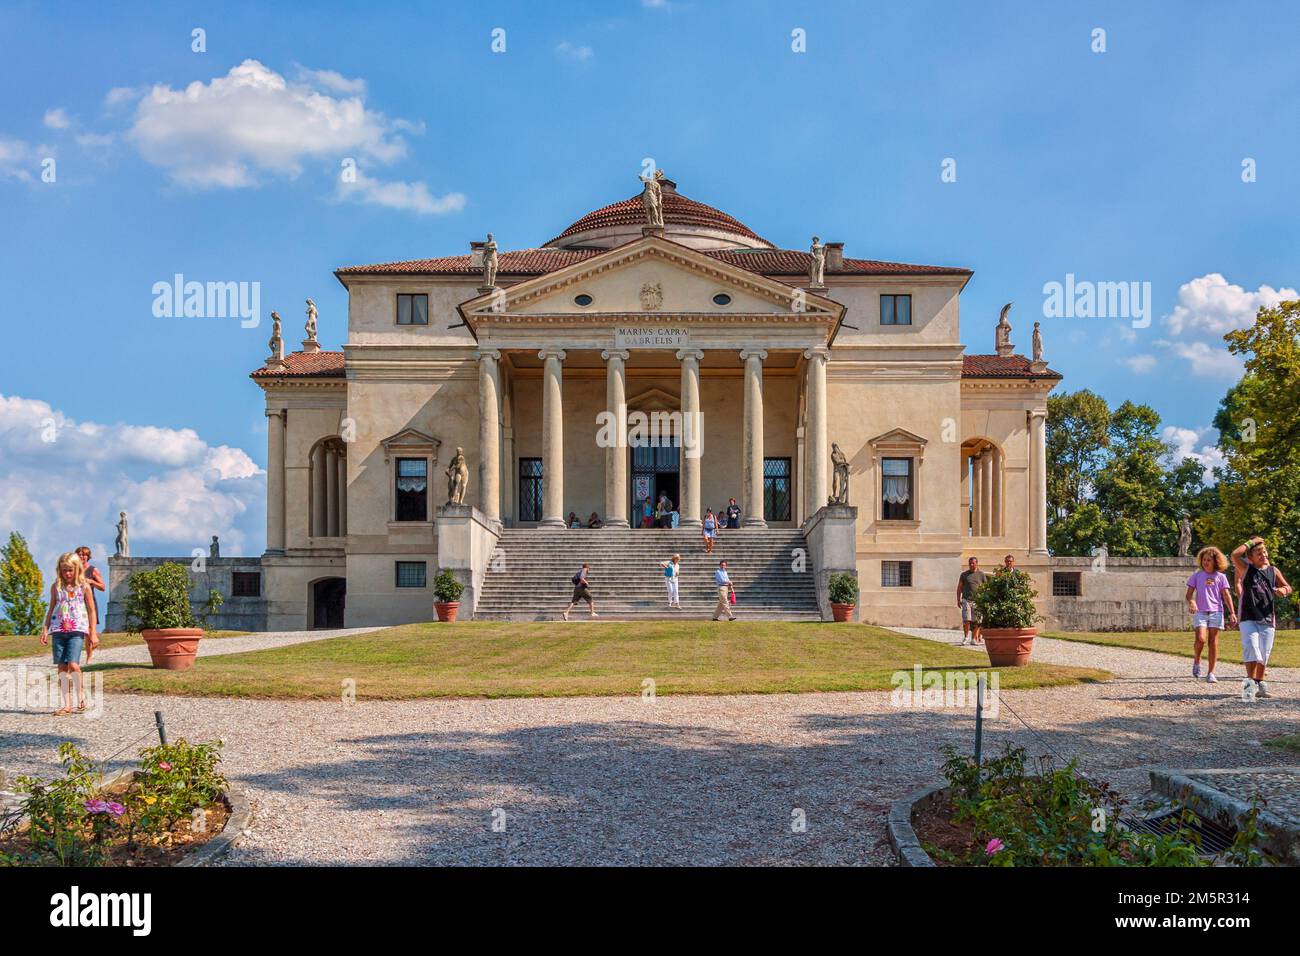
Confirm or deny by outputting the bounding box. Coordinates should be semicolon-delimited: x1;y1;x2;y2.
2;0;1297;570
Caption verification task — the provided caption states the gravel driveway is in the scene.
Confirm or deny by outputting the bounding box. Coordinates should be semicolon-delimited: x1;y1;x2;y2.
1;627;1296;866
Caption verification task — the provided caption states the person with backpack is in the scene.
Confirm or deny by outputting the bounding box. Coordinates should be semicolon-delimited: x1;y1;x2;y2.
659;553;682;609
562;562;598;621
1231;536;1292;699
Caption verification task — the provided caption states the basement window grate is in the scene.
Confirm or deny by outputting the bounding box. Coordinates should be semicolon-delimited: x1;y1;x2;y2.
1122;809;1237;856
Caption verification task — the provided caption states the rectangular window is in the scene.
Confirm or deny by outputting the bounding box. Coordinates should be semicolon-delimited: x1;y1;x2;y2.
881;457;914;520
395;561;427;588
395;457;428;521
396;293;429;326
880;294;912;326
518;458;543;522
763;457;792;522
230;572;261;597
882;561;913;588
1052;572;1082;597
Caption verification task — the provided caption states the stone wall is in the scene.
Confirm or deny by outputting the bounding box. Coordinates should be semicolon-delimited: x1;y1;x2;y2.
1042;556;1195;631
105;557;268;632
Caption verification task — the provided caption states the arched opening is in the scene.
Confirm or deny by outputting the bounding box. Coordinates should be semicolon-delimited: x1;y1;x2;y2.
309;437;348;538
960;438;1004;537
311;577;346;629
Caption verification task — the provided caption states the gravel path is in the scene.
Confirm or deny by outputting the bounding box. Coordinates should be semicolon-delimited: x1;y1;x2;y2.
2;627;1297;865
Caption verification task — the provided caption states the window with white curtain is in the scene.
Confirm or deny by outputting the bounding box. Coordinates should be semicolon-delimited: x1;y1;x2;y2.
881;457;913;520
395;457;428;521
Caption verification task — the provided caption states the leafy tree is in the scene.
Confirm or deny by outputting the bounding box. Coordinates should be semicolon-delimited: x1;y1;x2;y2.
1093;401;1170;556
0;531;46;635
1046;390;1110;516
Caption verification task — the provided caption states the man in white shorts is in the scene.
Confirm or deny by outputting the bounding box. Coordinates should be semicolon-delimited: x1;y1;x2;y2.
956;557;988;646
1231;537;1292;699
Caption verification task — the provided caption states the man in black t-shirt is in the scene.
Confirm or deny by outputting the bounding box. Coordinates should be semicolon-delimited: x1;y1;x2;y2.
956;556;989;645
725;498;741;529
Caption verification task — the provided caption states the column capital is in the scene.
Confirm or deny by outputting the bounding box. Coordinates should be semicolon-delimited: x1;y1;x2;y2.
675;348;705;363
1028;408;1048;421
803;346;831;361
739;348;768;363
474;349;501;362
538;348;567;362
265;408;285;420
600;349;630;363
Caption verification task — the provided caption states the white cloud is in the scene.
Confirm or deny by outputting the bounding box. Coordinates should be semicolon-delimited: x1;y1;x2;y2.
1153;339;1243;379
556;41;594;61
75;131;114;150
1123;354;1157;374
0;137;54;183
294;66;367;95
43;108;73;130
125;59;413;188
1162;273;1297;337
337;168;465;216
1162;425;1226;482
105;85;146;107
0;394;264;579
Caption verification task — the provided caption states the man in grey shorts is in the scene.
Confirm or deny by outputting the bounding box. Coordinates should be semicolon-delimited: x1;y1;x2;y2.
956;556;988;645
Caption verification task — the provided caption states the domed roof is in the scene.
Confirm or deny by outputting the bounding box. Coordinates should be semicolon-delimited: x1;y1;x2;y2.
544;178;774;251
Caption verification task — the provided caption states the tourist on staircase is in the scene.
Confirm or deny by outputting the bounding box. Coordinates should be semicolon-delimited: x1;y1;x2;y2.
712;560;736;621
702;509;718;554
659;554;682;609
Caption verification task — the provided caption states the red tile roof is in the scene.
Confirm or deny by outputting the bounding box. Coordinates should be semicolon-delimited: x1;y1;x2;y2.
250;350;345;379
962;354;1060;379
337;246;970;280
547;189;770;246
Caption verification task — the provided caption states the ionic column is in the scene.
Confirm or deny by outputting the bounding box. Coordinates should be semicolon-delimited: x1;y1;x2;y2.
477;349;502;521
979;449;993;537
325;443;339;537
266;409;286;553
991;447;1003;537
739;349;768;528
677;348;704;528
310;443;327;537
1029;410;1048;554
337;447;347;537
804;347;829;513
539;348;567;528
602;349;630;528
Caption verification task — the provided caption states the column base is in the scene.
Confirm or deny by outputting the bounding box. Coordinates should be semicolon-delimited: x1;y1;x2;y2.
741;517;768;529
602;518;631;529
678;518;702;529
538;517;568;529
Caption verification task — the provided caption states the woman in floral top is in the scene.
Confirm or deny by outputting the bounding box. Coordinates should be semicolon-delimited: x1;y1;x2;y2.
40;552;98;715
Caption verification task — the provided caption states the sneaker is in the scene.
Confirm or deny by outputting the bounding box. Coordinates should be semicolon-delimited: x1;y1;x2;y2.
1241;678;1258;702
1206;672;1218;684
562;610;569;621
590;611;599;618
1192;662;1201;678
1257;681;1272;699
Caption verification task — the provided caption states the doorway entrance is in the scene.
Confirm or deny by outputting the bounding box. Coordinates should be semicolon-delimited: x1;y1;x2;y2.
631;445;680;527
311;577;346;629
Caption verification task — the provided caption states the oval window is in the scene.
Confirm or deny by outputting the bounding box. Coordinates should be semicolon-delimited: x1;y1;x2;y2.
574;293;593;306
712;293;732;306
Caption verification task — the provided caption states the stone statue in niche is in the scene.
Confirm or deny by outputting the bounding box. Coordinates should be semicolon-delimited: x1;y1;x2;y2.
446;447;469;505
115;511;129;557
829;443;850;505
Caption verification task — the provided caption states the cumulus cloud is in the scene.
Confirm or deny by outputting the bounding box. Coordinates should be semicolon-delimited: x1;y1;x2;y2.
1162;425;1226;482
0;393;264;579
125;59;413;188
0;137;53;183
1153;339;1243;379
337;168;465;216
43;108;73;130
1163;273;1297;337
1123;354;1157;374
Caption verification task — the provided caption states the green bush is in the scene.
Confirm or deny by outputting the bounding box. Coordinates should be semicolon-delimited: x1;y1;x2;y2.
126;739;226;846
123;563;197;632
971;569;1040;629
10;743;110;866
828;572;859;605
433;569;464;603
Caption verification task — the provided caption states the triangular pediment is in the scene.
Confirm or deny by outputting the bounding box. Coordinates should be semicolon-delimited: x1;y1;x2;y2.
458;236;841;325
380;428;441;460
868;428;928;449
626;386;679;411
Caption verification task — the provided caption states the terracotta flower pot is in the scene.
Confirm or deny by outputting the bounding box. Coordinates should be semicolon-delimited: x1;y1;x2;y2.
831;602;856;623
434;601;460;623
141;628;203;670
982;627;1036;667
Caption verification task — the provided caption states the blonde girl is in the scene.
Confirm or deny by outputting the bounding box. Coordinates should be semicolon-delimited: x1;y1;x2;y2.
1185;546;1235;684
39;552;98;715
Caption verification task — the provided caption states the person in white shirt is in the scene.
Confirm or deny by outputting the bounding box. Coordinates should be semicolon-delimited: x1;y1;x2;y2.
659;554;682;609
712;561;736;621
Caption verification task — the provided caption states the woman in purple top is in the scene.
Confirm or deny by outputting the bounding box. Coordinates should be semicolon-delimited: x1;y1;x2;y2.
1185;546;1236;684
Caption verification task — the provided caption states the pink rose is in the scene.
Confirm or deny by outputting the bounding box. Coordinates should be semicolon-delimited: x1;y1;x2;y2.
985;838;1004;855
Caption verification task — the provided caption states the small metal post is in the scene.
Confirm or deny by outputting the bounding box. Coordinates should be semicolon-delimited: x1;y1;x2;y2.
154;710;168;746
974;674;985;776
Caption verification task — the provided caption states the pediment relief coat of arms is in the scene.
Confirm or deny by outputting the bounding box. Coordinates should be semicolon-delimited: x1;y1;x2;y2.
639;281;663;311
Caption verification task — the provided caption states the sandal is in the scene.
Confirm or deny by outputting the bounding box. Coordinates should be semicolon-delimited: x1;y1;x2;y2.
76;702;87;713
53;707;72;716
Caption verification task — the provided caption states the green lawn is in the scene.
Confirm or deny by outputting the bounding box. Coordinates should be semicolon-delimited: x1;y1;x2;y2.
1042;629;1300;668
0;631;248;660
90;621;1110;700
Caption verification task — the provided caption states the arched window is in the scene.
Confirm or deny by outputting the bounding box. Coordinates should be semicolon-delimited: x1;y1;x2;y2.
309;437;347;538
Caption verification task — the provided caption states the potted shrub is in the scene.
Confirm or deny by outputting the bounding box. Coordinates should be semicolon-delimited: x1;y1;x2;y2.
827;572;859;623
123;563;208;670
972;569;1041;666
433;569;464;622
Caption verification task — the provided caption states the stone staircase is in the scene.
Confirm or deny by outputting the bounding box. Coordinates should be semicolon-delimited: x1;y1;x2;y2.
475;527;822;621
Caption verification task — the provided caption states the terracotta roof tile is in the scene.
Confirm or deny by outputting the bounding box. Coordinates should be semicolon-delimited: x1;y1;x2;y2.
546;190;770;246
962;354;1061;379
250;350;345;379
